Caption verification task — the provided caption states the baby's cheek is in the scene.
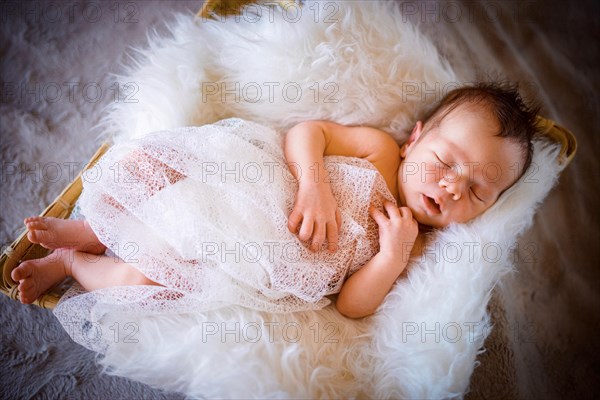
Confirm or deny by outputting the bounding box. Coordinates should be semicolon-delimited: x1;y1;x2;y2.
451;202;485;224
470;202;493;220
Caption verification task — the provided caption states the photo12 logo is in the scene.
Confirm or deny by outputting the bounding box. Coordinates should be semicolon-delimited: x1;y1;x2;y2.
0;1;139;24
201;81;339;104
200;320;339;344
1;81;139;105
399;1;536;24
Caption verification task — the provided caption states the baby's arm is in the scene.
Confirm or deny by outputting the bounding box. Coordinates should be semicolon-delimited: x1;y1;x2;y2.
284;121;340;252
336;201;419;319
284;120;400;252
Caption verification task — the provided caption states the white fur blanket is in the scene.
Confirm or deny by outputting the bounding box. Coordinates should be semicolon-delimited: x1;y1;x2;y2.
1;1;597;399
70;1;564;398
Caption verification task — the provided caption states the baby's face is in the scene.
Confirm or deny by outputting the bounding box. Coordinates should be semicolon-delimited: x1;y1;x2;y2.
397;105;525;228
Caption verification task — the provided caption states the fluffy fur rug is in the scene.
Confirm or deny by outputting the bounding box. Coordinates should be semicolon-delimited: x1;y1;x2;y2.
69;1;562;398
2;1;598;399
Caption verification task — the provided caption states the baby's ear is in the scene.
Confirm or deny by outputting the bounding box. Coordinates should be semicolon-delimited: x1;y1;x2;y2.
400;121;424;158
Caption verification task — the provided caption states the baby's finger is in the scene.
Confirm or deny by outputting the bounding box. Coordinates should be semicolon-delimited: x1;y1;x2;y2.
287;210;303;233
383;201;401;220
310;221;326;252
399;206;413;219
369;206;389;226
336;209;342;232
326;221;339;252
298;218;314;242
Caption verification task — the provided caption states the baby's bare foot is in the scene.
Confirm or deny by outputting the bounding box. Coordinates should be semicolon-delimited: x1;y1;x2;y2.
24;216;106;255
11;248;74;304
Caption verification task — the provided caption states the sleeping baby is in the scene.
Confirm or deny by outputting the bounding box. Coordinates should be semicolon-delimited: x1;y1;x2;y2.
11;82;538;320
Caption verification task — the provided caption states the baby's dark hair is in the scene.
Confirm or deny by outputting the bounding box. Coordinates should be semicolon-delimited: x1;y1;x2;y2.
422;82;540;175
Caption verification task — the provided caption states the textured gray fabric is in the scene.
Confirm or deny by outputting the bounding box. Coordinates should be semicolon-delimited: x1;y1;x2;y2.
0;295;185;399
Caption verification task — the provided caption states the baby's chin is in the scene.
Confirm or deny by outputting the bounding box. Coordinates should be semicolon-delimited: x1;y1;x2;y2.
410;208;447;229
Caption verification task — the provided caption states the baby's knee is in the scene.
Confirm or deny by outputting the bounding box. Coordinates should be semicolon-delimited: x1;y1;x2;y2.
138;274;163;287
125;265;163;287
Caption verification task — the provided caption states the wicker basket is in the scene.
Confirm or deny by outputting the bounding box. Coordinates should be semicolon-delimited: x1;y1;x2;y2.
198;0;297;18
0;1;578;309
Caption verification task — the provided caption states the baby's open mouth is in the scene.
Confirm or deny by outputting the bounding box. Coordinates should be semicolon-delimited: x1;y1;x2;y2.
423;194;442;214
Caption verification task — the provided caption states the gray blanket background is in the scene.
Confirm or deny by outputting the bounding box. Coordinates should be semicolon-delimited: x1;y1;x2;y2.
1;1;598;399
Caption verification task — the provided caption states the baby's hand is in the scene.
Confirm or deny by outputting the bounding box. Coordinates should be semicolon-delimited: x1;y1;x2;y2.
369;201;419;263
288;183;342;252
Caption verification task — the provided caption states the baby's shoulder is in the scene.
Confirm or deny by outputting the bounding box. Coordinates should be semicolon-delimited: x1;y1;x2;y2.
364;140;401;188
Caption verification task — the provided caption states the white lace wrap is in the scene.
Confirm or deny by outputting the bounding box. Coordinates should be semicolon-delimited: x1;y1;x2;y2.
53;118;395;353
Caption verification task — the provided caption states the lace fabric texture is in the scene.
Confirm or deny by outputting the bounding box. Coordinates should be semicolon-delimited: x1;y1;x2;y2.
53;118;395;352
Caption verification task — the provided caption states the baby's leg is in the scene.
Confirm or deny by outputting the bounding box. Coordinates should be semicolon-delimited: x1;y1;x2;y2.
24;216;107;254
11;248;162;304
24;148;189;253
68;250;163;292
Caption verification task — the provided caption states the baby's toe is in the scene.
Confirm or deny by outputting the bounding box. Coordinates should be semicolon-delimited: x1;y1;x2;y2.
12;262;33;281
18;280;34;295
26;230;40;244
24;216;45;224
20;291;34;304
25;220;47;230
20;290;36;304
27;228;55;247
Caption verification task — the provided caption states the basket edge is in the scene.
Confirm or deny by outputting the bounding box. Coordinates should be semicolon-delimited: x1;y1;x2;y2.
535;116;577;167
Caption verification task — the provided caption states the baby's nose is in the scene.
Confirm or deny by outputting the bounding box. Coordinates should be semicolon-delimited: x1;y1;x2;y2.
439;179;462;201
